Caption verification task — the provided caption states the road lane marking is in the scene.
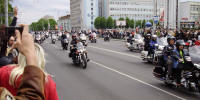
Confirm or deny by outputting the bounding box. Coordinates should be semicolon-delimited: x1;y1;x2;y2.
44;41;186;100
91;60;186;100
88;46;141;59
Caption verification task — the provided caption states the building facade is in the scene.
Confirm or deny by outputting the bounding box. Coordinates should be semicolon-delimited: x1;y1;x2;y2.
179;1;200;29
163;0;179;29
70;0;98;30
57;15;71;32
98;0;165;21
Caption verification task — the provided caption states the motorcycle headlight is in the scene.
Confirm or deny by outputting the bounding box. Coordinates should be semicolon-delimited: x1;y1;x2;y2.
185;56;191;62
158;46;164;51
195;72;200;77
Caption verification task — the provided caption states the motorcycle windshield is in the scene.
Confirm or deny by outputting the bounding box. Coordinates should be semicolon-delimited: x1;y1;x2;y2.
189;46;200;64
77;42;85;50
80;34;86;40
134;34;142;39
157;37;168;46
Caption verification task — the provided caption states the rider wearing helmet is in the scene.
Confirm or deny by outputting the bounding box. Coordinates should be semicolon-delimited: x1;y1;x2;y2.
69;34;78;59
144;34;151;51
148;35;157;56
162;36;176;78
171;40;187;85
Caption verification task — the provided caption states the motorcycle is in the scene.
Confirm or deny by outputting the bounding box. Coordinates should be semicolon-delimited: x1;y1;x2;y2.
70;42;88;69
63;38;69;50
153;37;168;65
35;34;41;44
52;34;57;44
153;46;200;93
90;33;97;43
104;34;110;42
80;34;87;46
126;34;144;52
141;37;167;63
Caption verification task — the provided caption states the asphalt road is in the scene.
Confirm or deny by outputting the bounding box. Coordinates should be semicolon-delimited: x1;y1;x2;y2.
41;38;200;100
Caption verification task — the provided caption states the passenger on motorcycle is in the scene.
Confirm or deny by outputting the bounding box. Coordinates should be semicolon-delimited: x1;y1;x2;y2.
171;40;188;85
147;35;157;56
162;36;176;78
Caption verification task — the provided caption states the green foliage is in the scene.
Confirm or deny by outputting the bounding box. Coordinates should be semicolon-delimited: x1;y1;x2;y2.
136;20;142;28
125;17;130;28
94;17;107;29
129;19;134;28
142;20;146;28
100;17;107;29
149;19;154;25
119;17;125;21
30;18;57;31
107;16;114;29
0;0;14;25
94;17;101;29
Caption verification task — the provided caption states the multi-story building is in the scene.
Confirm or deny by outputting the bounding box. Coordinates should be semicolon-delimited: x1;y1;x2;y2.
57;15;71;32
179;1;200;29
70;0;98;30
163;0;178;29
98;0;165;21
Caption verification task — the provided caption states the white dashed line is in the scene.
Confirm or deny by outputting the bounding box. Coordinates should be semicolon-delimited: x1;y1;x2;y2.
91;60;186;100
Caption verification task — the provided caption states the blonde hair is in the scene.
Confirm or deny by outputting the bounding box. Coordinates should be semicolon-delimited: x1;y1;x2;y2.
9;43;48;87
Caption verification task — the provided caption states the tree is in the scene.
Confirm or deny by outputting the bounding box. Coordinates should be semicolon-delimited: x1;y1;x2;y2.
94;17;101;29
149;19;154;25
107;16;114;29
100;17;107;29
142;19;146;28
129;19;134;28
48;19;57;30
119;17;124;21
113;20;117;28
125;17;130;28
30;18;57;31
0;0;14;25
136;20;142;28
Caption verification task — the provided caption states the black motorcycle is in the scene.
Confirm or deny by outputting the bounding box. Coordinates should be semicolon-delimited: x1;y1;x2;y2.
153;46;200;93
70;42;88;69
104;35;110;42
62;38;69;50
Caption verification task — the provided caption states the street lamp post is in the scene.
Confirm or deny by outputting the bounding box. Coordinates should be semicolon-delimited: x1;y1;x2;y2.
5;0;8;26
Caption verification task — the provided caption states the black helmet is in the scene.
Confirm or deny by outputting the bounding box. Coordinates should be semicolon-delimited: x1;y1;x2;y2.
167;36;176;43
176;40;185;48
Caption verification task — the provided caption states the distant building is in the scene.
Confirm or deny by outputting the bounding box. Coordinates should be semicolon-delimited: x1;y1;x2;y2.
163;0;178;29
70;0;99;30
43;15;54;20
57;15;71;32
179;1;200;29
98;0;165;21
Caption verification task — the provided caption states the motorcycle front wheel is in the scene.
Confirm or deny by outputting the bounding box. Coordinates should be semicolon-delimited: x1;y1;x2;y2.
81;54;87;69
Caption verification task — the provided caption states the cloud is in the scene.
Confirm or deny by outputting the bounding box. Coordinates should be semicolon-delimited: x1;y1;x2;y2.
12;0;70;24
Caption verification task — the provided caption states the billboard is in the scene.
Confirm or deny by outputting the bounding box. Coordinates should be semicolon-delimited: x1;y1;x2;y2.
116;20;126;26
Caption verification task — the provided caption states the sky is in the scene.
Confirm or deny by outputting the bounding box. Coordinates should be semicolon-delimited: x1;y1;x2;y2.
12;0;199;25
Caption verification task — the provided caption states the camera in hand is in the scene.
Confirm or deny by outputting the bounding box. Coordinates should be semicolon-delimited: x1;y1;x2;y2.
0;26;23;57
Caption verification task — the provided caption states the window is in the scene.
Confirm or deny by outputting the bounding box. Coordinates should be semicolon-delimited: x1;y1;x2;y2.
91;8;93;10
